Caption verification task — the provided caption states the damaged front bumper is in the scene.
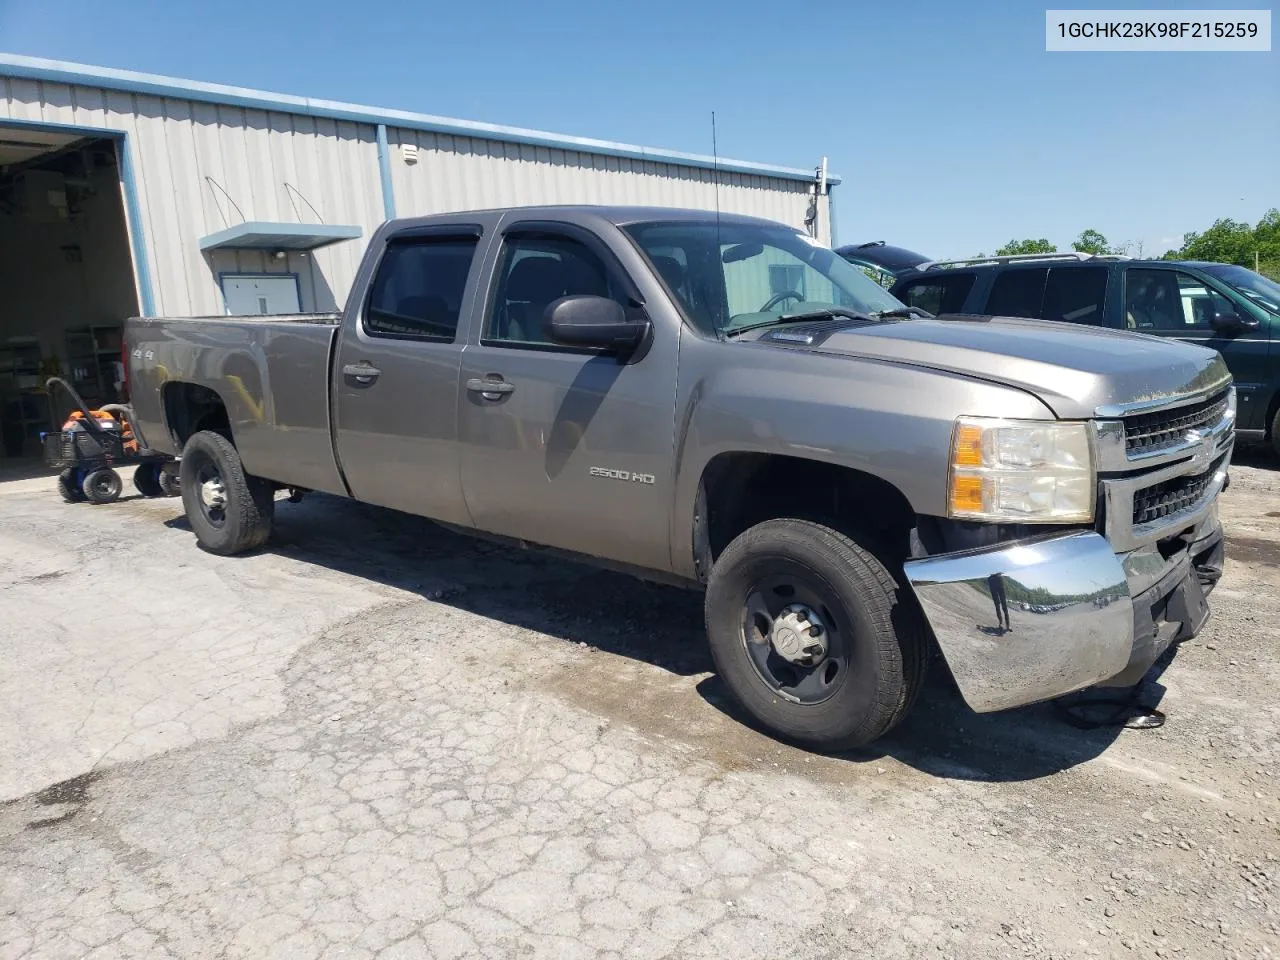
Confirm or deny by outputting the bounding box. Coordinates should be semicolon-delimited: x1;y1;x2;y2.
902;511;1223;714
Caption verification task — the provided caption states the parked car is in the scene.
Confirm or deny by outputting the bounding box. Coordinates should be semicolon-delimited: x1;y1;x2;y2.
835;240;932;287
126;207;1231;751
889;253;1279;453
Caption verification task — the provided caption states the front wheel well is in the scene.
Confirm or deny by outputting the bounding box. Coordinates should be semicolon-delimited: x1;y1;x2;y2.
695;453;916;581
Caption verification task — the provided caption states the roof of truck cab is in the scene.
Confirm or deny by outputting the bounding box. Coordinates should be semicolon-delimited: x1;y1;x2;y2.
384;205;793;230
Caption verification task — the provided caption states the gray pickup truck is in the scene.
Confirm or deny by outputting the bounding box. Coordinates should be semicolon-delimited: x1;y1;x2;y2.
126;205;1233;750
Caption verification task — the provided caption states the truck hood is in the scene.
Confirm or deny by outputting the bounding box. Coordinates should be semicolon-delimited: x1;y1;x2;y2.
755;316;1230;418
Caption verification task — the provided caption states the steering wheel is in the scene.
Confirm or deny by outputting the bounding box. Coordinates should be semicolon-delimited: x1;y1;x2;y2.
759;290;804;312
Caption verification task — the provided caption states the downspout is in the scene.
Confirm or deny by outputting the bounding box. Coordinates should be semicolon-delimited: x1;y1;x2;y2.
376;123;396;221
827;182;839;248
816;156;830;245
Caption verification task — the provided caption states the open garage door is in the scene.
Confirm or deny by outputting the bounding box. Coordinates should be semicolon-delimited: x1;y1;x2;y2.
0;130;139;461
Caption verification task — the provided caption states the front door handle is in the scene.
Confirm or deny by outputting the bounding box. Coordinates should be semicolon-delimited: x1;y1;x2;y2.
343;362;381;385
466;377;515;400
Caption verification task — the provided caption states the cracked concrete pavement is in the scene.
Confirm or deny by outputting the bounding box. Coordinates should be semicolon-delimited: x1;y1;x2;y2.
1;458;1277;959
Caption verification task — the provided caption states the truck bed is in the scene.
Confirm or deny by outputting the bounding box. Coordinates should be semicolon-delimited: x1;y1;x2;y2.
126;313;348;496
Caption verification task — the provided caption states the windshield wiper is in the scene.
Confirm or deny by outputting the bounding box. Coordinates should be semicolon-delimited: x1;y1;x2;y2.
871;306;933;319
723;307;877;338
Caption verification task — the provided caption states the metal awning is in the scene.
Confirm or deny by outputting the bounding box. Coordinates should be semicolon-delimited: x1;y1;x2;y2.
199;221;362;252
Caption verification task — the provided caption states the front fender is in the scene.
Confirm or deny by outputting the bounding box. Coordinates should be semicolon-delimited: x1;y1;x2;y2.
668;337;1056;579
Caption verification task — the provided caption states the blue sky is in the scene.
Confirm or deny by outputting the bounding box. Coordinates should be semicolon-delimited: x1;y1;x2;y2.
2;0;1275;258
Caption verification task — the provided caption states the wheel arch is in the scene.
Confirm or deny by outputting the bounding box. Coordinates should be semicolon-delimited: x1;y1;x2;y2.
689;450;917;583
161;381;234;450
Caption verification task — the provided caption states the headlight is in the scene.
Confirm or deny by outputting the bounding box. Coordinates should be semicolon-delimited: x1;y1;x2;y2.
948;417;1095;523
1226;385;1237;422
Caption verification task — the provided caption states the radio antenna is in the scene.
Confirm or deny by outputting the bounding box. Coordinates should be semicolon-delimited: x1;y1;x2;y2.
711;111;722;234
711;111;725;338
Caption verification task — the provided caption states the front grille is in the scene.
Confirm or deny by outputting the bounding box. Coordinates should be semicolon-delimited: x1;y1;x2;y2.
1123;388;1230;457
1132;454;1226;527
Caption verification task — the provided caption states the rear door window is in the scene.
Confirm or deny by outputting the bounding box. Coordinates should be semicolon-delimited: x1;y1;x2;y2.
365;237;480;341
985;268;1048;318
1041;267;1109;325
896;273;976;315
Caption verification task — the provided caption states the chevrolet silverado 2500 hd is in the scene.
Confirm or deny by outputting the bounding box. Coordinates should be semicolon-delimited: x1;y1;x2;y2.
126;206;1233;750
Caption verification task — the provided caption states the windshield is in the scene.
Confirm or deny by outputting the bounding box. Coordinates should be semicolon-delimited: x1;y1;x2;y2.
1200;264;1280;313
623;220;907;336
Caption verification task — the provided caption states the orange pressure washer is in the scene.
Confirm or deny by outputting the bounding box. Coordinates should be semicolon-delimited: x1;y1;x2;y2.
41;377;178;504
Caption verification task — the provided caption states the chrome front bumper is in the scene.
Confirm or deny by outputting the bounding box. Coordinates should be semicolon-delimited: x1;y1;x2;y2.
903;512;1223;713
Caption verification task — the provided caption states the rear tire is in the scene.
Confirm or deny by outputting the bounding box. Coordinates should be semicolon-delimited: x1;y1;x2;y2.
1271;405;1280;461
57;469;85;504
704;517;927;752
82;468;122;505
179;430;274;555
133;463;164;498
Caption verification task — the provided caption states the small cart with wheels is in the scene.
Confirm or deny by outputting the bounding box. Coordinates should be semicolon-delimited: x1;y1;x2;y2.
41;377;178;505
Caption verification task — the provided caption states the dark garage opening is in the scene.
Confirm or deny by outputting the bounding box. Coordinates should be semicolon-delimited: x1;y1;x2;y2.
0;130;139;461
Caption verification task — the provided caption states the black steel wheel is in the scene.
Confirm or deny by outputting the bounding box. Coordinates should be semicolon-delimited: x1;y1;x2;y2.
81;468;123;505
705;518;927;751
133;463;164;497
57;468;85;503
179;430;274;555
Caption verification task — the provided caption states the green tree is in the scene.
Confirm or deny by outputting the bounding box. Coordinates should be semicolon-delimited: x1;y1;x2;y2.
994;238;1056;256
1163;209;1280;279
1071;229;1113;255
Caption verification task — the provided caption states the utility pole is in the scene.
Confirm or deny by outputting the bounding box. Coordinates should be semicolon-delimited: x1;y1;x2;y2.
1257;250;1261;272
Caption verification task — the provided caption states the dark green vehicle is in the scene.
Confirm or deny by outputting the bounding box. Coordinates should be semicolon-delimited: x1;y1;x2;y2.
886;254;1280;453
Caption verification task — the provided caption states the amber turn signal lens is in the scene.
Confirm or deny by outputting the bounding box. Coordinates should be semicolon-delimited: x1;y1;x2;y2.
950;474;985;514
953;423;984;467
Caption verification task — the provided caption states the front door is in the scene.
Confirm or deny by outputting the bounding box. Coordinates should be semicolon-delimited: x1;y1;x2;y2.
457;221;679;573
1122;266;1272;430
332;219;495;525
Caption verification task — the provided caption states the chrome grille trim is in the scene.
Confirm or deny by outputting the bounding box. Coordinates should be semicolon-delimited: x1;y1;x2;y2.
1102;435;1233;552
1123;389;1231;458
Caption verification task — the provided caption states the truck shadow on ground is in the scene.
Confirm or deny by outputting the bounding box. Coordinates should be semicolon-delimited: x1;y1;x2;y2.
168;492;1166;784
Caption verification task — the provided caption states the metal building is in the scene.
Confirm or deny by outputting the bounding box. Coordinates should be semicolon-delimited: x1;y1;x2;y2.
0;54;838;456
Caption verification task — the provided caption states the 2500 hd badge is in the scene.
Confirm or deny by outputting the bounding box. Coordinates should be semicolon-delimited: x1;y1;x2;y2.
590;466;656;484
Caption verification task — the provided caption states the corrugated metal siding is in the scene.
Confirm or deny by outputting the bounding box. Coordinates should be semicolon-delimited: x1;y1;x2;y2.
388;130;825;243
1;76;385;315
2;75;827;316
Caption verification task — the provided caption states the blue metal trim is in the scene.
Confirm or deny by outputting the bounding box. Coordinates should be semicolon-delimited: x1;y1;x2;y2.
0;54;842;186
0;115;157;315
199;221;363;251
375;124;396;220
216;271;304;315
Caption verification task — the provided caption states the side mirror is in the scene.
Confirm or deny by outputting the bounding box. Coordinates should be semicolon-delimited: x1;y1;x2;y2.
544;295;651;352
1209;309;1258;334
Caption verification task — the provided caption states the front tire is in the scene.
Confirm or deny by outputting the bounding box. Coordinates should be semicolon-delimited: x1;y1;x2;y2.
1271;405;1280;461
179;430;274;555
82;468;122;505
704;518;926;752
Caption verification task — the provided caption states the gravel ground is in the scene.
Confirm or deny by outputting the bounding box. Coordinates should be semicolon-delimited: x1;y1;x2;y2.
0;455;1277;960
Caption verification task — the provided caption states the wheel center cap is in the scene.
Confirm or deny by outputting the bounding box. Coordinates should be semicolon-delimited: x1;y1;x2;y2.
200;478;226;508
769;605;827;665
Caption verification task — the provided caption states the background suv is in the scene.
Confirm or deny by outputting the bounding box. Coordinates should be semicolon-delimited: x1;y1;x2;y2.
884;254;1280;453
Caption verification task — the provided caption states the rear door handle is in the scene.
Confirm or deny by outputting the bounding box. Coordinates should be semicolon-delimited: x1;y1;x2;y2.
343;362;381;385
466;377;515;400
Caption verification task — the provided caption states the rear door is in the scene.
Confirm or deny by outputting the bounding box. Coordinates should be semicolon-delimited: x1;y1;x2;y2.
1121;266;1271;430
1039;265;1111;326
332;216;498;524
456;217;679;572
